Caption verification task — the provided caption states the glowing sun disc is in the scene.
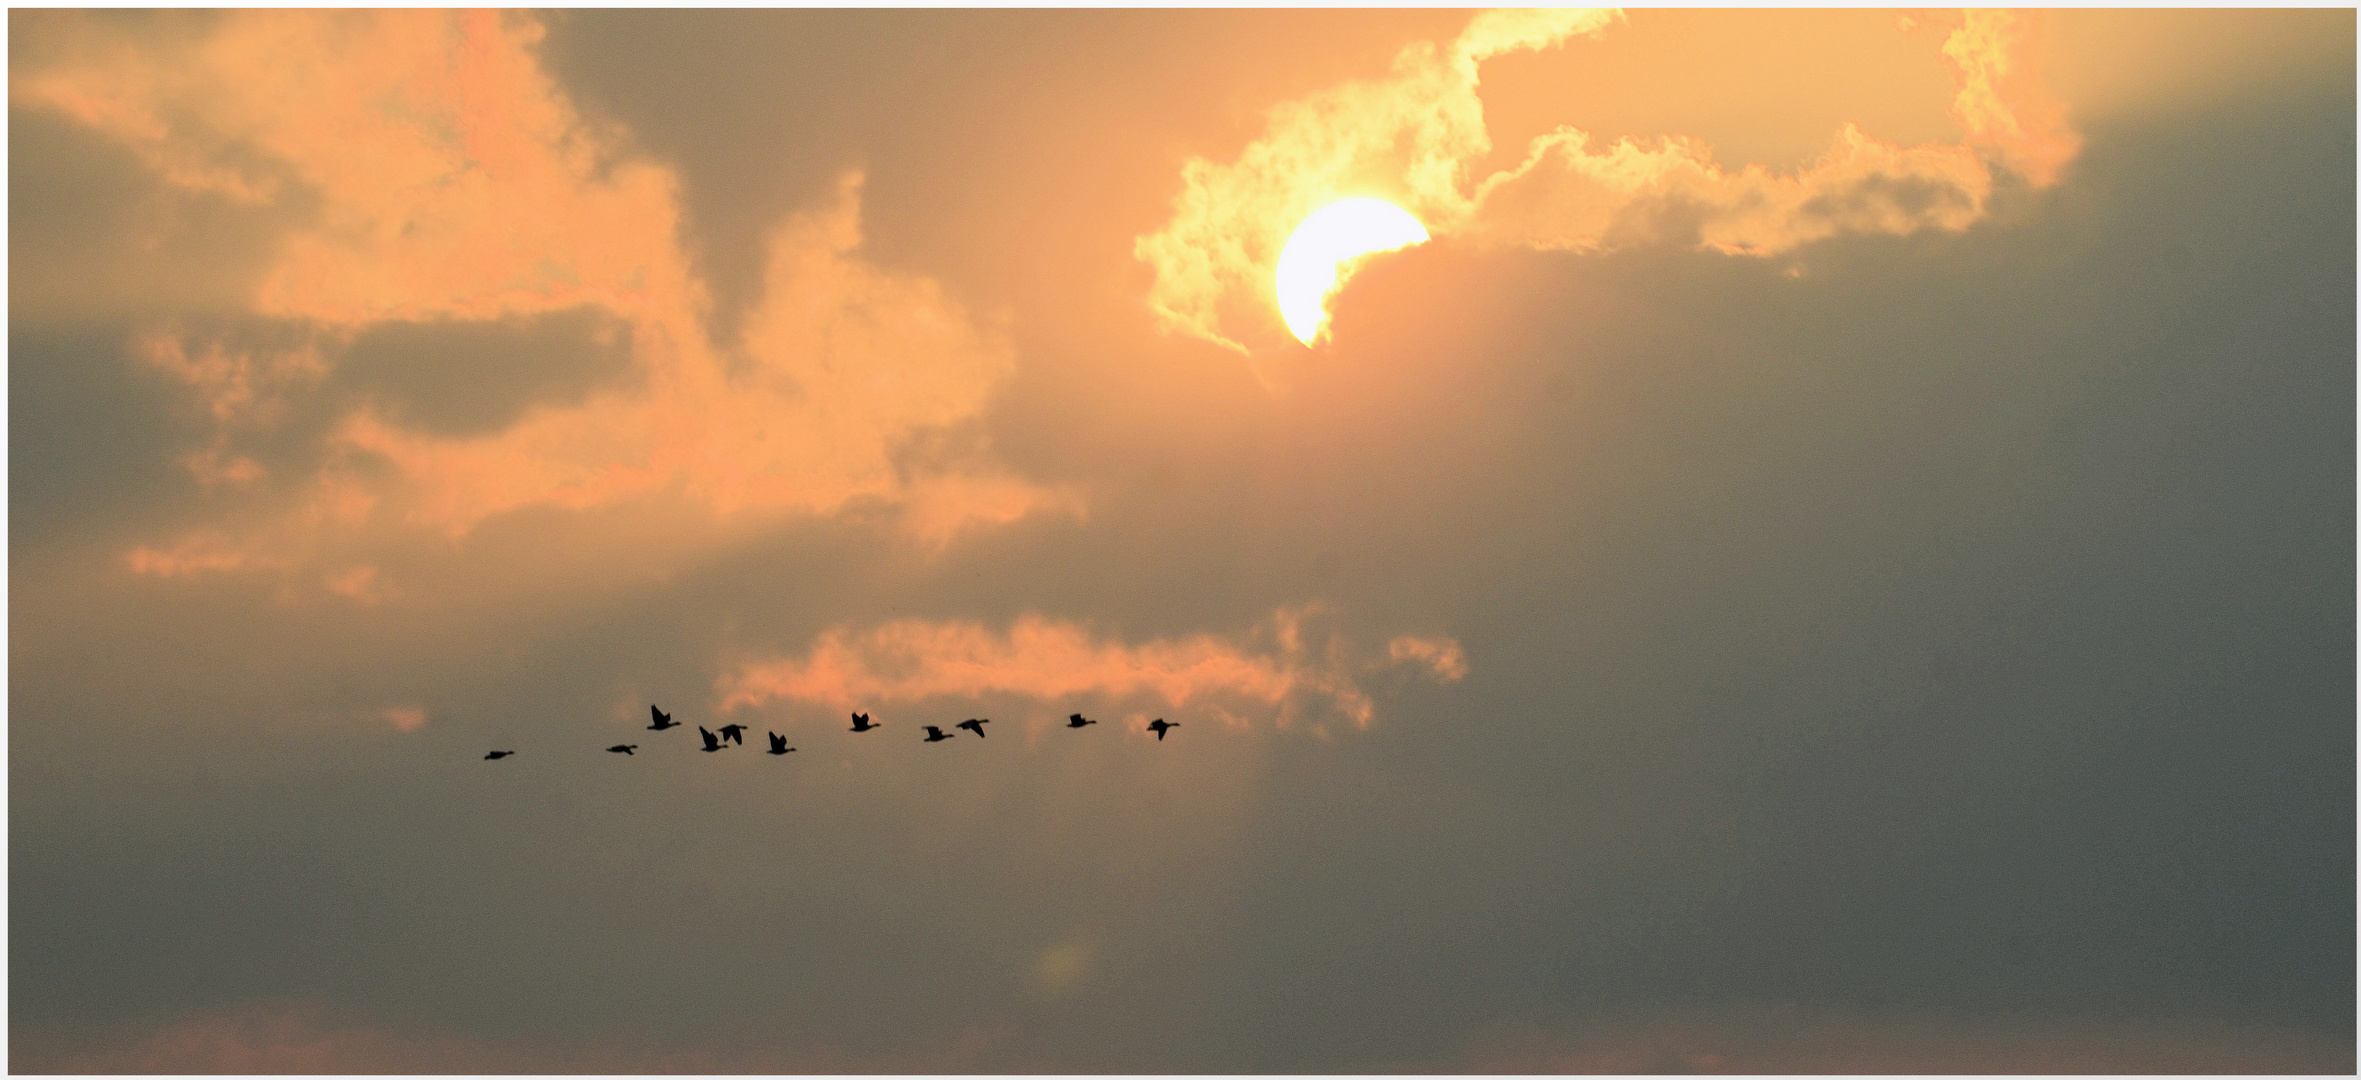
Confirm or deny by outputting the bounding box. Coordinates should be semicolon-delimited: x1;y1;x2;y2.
1275;198;1430;345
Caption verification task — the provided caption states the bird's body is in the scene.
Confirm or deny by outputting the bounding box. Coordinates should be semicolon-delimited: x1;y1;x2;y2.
850;712;878;732
607;744;637;755
717;723;748;746
922;725;954;742
766;732;796;755
648;706;678;731
1066;713;1096;728
699;727;725;752
956;718;989;738
1148;719;1179;741
484;750;515;760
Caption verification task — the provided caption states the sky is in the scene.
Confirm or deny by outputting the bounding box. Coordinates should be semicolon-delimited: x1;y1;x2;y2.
7;8;2354;1072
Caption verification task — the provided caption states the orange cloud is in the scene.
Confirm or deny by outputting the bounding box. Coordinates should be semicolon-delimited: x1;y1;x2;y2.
139;332;326;427
323;171;1080;544
15;11;1074;592
125;535;276;579
181;443;265;492
1937;9;2082;186
18;10;691;328
328;566;391;605
719;606;1466;730
1387;635;1470;683
1136;8;2083;350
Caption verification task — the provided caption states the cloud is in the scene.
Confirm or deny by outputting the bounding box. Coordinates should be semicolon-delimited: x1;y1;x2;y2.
138;331;327;427
319;171;1080;544
125;534;275;579
1388;635;1469;682
1935;9;2083;187
14;10;1074;595
719;605;1465;730
1135;8;2082;350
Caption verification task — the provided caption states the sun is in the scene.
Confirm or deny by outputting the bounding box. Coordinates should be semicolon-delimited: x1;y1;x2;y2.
1274;198;1430;345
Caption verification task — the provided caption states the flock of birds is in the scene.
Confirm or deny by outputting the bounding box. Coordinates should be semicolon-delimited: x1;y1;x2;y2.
480;706;1179;761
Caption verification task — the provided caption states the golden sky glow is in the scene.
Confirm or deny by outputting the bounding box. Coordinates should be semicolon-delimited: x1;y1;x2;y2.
9;8;2352;1073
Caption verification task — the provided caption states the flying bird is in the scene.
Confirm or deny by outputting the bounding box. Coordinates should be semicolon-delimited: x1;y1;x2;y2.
1147;719;1179;741
956;718;989;738
607;744;637;755
766;732;796;755
850;712;879;732
699;727;725;752
922;725;955;742
717;723;748;746
1066;713;1096;728
484;750;515;760
648;706;678;731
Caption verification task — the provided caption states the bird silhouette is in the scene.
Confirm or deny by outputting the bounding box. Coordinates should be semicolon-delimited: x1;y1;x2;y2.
956;718;989;738
1147;719;1179;741
1066;713;1096;728
717;723;748;746
699;727;725;752
922;725;955;742
607;744;637;755
766;732;796;755
648;706;678;731
484;750;515;760
850;712;879;732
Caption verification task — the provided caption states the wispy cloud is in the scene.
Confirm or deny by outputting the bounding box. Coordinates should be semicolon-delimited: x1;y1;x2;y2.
719;605;1466;730
378;704;426;732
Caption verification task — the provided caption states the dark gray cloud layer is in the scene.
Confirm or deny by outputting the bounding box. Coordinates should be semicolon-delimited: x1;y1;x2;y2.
11;11;2353;1072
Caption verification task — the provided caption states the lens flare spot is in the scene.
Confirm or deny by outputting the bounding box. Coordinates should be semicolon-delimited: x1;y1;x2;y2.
1034;937;1096;994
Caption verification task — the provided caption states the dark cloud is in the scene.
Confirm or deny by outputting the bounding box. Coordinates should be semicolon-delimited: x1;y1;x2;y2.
8;104;301;321
327;307;637;438
9;321;203;554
